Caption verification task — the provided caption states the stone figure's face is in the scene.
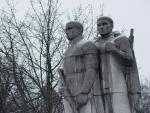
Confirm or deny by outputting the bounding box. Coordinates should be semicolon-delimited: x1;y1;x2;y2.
97;19;113;35
65;24;81;41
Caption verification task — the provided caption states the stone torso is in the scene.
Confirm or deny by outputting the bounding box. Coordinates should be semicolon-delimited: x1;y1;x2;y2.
63;38;96;96
63;45;85;96
95;33;127;93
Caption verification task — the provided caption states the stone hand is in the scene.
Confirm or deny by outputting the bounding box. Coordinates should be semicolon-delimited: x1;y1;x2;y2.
105;42;117;52
76;93;88;109
58;87;67;97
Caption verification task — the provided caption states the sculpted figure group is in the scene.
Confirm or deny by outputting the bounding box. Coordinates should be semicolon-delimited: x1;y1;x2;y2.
58;16;141;113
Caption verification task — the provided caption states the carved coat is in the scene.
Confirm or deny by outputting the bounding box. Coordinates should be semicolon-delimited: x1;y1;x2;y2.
95;32;140;113
60;37;104;113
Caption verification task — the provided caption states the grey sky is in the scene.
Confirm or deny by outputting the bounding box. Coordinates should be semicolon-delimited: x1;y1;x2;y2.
0;0;149;80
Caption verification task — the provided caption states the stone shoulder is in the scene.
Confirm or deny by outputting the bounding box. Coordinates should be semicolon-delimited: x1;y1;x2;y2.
81;41;97;54
114;35;130;47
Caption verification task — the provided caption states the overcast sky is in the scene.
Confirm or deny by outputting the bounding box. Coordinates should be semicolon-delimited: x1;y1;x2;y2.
0;0;150;80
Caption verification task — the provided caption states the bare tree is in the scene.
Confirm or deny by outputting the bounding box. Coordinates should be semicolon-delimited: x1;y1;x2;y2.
0;0;65;113
1;1;150;113
136;79;150;113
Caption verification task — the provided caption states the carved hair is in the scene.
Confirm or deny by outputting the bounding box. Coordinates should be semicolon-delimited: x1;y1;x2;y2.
97;16;113;27
65;21;83;34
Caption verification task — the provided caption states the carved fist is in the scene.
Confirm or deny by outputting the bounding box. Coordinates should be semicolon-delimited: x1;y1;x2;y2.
105;42;117;53
76;93;88;109
58;87;67;97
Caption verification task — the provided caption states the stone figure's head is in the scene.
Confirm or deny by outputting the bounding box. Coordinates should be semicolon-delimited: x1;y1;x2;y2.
65;21;83;41
97;16;113;36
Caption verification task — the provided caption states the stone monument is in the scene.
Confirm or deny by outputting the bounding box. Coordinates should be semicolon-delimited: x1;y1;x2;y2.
58;21;104;113
95;16;141;113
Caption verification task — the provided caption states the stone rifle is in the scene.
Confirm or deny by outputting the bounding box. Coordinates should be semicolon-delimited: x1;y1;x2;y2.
129;28;134;49
58;69;79;113
129;29;141;108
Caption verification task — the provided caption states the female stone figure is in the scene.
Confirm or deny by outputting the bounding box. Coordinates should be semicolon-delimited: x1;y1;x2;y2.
58;21;104;113
95;16;140;113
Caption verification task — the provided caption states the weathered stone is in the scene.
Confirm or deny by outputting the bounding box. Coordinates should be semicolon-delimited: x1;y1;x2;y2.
95;16;141;113
58;21;104;113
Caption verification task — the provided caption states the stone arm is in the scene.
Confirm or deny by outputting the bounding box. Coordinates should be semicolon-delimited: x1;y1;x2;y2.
105;36;133;61
115;37;133;60
75;42;98;108
80;41;98;94
116;37;141;110
80;54;98;94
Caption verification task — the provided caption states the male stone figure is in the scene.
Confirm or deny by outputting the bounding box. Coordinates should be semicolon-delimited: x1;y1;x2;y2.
95;16;140;113
58;21;104;113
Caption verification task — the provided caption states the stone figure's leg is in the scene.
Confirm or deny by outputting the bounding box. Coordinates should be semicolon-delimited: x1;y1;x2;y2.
94;96;105;113
63;99;73;113
128;94;139;113
104;94;113;113
79;99;97;113
112;93;131;113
